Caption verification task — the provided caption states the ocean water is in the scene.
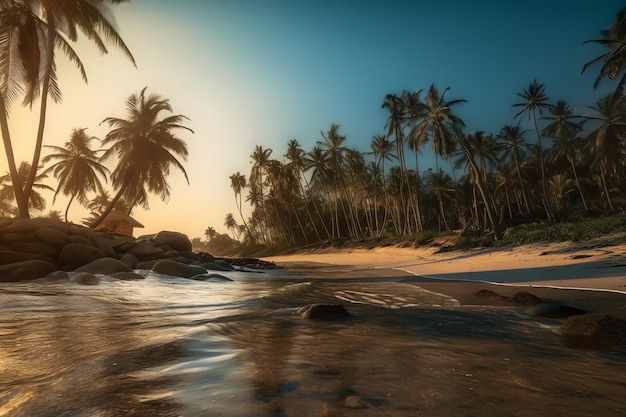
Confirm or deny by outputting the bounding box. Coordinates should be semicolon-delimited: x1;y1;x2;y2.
1;263;625;417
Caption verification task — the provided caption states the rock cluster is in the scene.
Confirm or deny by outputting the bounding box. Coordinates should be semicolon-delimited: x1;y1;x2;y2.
561;314;626;349
0;218;277;282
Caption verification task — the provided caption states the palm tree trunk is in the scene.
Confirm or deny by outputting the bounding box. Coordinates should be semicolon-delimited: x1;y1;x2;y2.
90;185;127;229
599;165;616;213
0;96;29;218
24;29;55;212
64;193;76;222
456;128;503;239
569;157;589;211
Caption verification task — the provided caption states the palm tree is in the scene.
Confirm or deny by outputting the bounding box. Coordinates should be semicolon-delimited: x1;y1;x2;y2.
541;100;589;211
284;139;329;240
497;123;532;213
513;79;555;221
91;87;192;229
583;6;626;89
0;0;135;219
224;213;238;240
229;171;253;240
582;88;626;212
204;226;216;241
249;145;272;242
42;127;109;221
0;161;53;213
412;84;465;170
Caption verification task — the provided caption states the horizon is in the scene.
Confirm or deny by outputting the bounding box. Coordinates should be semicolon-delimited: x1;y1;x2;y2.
2;0;622;239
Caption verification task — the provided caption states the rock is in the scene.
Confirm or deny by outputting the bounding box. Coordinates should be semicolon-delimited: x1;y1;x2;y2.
298;304;350;320
118;253;139;269
473;289;508;301
151;259;207;278
0;250;52;265
0;260;57;282
190;273;233;281
57;243;107;270
126;241;164;260
110;271;145;280
508;291;542;305
151;231;192;252
524;303;586;319
41;270;70;282
74;272;99;285
136;259;163;270
22;242;60;260
342;395;368;409
75;257;132;275
35;226;69;247
201;262;234;271
561;314;626;349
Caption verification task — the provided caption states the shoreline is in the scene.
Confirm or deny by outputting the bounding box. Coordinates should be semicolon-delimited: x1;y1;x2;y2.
265;237;626;319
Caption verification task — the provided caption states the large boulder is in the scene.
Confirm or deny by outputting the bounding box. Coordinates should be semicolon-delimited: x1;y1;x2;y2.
75;257;132;275
34;226;69;247
561;314;626;349
151;259;206;278
57;243;106;270
0;260;56;282
0;250;52;265
151;231;192;252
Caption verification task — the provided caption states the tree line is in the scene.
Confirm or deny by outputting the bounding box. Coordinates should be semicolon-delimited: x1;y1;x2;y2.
215;7;626;248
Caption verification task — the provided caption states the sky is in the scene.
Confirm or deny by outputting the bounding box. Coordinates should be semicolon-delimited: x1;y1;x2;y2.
3;0;623;239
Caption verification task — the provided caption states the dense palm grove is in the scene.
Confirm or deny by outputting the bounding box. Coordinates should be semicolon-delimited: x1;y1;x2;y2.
218;9;626;248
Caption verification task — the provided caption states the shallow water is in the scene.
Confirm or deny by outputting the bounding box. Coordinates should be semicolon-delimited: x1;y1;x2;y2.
1;265;625;417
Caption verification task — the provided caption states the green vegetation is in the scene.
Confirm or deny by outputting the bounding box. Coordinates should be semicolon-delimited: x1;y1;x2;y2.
204;6;626;255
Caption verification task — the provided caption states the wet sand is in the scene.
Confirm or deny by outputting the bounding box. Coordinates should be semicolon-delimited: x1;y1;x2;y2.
266;236;626;319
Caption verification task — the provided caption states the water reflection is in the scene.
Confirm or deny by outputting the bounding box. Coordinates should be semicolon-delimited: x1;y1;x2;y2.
1;270;626;417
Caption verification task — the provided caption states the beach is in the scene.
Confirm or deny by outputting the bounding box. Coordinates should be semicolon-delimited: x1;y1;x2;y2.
266;236;626;318
3;236;626;416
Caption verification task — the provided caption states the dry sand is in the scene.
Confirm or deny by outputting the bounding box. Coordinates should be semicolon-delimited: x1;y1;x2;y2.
265;235;626;318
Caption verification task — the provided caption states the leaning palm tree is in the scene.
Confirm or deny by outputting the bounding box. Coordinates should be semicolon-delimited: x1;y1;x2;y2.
513;79;555;221
0;161;53;213
582;6;626;89
42;128;109;221
0;0;135;219
91;87;192;229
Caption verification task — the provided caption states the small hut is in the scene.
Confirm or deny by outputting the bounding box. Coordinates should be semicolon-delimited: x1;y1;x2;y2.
94;210;144;236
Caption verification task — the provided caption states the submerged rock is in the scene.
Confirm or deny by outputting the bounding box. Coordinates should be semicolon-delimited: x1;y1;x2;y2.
524;303;586;319
298;304;350;320
75;257;132;275
561;314;626;349
74;272;99;285
473;289;509;301
508;291;543;306
151;259;206;278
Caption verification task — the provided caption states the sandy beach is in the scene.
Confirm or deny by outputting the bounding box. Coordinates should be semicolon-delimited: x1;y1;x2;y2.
266;235;626;318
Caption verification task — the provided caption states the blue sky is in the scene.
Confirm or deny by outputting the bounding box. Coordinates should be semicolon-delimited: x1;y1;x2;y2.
6;0;622;238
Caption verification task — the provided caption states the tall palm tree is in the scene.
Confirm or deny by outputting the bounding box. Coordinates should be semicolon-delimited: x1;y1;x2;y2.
42;127;109;221
582;6;626;89
412;84;465;170
541;100;589;211
229;171;253;240
249;145;272;242
0;0;135;219
0;161;53;213
285;139;328;240
91;87;192;229
582;88;626;212
497;123;532;213
513;79;555;221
